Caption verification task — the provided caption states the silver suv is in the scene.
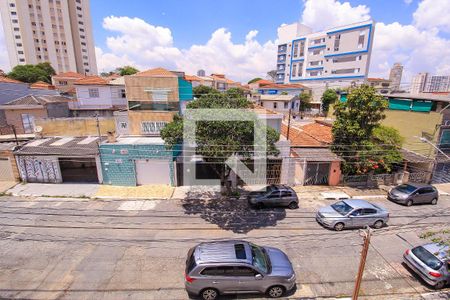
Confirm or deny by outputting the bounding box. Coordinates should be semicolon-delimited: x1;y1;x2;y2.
184;240;296;300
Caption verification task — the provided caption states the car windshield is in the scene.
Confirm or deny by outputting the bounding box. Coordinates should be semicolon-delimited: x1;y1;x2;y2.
251;244;269;274
395;184;417;194
412;246;443;270
264;186;275;195
331;201;354;215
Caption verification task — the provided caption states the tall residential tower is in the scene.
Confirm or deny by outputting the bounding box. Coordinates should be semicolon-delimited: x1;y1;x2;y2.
389;63;403;92
275;20;375;89
0;0;97;75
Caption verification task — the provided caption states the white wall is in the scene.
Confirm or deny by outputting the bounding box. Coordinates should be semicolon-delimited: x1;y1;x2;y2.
73;85;126;109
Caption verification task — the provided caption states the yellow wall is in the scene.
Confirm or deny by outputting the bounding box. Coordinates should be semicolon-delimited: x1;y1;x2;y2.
124;76;179;101
128;111;175;135
35;117;116;137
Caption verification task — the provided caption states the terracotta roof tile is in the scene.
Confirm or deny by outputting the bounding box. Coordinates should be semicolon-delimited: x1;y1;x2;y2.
300;121;333;144
53;71;85;79
281;123;323;147
253;79;273;86
134;67;177;77
185;75;202;81
0;76;24;84
367;77;388;81
30;81;55;90
2;95;72;106
74;76;109;85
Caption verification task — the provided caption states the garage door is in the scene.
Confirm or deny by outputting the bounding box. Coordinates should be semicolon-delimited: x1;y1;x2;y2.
135;160;171;185
0;157;14;181
59;158;98;183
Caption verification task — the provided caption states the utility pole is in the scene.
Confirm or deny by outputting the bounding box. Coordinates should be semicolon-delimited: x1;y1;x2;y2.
95;114;101;139
286;108;292;140
352;227;371;300
11;125;18;146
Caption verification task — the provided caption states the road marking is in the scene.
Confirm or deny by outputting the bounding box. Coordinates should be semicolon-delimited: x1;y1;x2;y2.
118;200;160;211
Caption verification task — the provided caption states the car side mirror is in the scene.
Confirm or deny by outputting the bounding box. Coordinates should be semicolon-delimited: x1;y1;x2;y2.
255;274;263;280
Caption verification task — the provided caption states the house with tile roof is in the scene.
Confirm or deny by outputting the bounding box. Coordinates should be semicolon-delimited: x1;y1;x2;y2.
51;71;86;93
281;119;342;186
70;75;127;117
0;95;71;134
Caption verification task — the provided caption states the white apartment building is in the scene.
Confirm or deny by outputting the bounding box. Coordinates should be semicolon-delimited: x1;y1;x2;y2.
276;20;375;90
0;0;97;75
425;75;450;93
389;63;403;91
410;72;428;94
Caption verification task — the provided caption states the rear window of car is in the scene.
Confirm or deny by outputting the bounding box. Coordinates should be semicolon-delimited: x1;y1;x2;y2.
186;248;197;273
412;246;443;270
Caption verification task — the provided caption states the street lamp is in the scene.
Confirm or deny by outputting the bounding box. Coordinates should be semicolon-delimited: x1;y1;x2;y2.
417;136;450;160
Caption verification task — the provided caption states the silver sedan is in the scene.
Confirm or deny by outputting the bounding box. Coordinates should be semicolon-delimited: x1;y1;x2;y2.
316;199;389;231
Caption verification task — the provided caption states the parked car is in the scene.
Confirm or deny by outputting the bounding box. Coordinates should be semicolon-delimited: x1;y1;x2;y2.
388;183;439;206
247;185;299;209
184;240;296;300
316;199;389;231
403;243;449;290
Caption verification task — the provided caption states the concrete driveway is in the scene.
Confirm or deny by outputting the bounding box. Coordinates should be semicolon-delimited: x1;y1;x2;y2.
0;194;448;299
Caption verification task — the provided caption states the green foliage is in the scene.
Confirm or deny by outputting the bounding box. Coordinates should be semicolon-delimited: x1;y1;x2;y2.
299;92;312;112
192;85;219;98
117;66;139;76
321;89;338;113
160;91;280;193
280;91;288;95
248;77;262;84
331;85;390;174
8;62;56;83
225;87;246;98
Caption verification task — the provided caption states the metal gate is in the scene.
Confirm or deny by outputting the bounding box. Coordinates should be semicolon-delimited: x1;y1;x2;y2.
304;162;330;185
432;162;450;183
0;157;14;181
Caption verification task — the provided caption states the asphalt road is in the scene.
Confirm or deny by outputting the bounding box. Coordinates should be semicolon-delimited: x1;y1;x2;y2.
0;194;449;300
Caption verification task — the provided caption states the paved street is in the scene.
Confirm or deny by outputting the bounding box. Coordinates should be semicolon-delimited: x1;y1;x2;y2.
0;194;449;300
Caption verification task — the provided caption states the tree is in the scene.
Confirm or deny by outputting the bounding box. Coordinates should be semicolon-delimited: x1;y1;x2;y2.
267;70;277;81
193;85;219;98
321;88;338;114
248;77;262;84
116;66;139;76
8;63;55;83
226;87;245;98
299;92;312;116
161;89;280;195
331;85;389;174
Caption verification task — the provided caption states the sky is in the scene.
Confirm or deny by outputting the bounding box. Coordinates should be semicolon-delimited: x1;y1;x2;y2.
1;0;450;84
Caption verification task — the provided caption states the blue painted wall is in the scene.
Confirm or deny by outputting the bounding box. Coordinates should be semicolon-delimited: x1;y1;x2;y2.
99;143;179;186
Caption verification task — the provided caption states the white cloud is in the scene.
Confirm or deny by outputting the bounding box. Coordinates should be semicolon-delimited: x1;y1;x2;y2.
404;0;413;5
0;15;11;72
96;16;276;82
300;0;371;30
413;0;450;33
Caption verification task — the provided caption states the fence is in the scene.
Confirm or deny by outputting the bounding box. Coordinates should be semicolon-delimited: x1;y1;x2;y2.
341;171;431;187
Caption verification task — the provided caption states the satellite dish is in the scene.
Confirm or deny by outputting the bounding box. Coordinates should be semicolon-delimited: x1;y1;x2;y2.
34;126;43;133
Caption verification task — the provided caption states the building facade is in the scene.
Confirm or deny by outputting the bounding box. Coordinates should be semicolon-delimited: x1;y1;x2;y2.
0;0;97;74
389;63;403;92
410;72;428;94
424;75;450;93
367;78;391;94
276;20;375;88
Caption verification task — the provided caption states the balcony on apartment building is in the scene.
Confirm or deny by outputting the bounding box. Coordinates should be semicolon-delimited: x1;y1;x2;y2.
278;44;287;54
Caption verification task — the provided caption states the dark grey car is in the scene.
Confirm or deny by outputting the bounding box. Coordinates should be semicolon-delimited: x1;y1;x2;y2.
403;243;449;289
316;199;389;231
388;183;439;206
247;185;299;209
184;240;296;300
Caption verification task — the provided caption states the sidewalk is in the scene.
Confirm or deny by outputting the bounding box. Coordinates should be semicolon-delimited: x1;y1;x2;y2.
4;182;450;200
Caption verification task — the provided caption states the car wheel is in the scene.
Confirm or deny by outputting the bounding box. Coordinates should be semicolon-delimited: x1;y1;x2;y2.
373;220;384;229
434;281;445;290
406;200;413;207
334;222;345;231
431;198;438;205
201;288;219;300
267;285;285;298
288;202;298;209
